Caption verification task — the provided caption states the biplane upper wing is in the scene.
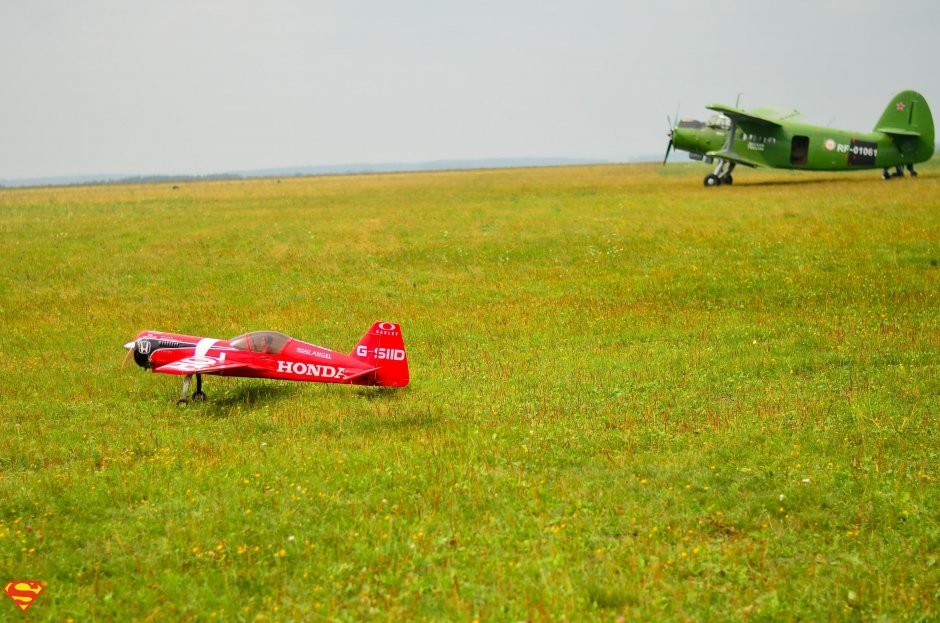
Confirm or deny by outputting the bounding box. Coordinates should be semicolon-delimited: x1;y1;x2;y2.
706;104;803;129
703;104;803;170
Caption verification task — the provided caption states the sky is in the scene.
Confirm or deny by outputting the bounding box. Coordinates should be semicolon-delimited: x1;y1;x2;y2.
1;0;938;180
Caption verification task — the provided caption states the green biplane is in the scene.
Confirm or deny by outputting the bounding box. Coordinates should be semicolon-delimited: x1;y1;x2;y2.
663;90;934;186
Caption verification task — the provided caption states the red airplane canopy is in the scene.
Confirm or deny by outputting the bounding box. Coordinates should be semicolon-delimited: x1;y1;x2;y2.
229;331;292;354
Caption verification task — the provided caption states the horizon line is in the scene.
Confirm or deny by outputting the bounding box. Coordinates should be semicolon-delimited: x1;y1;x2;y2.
0;155;664;189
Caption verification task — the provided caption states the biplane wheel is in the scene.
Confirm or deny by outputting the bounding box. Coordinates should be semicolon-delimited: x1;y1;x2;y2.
192;391;206;402
704;174;721;187
722;174;733;185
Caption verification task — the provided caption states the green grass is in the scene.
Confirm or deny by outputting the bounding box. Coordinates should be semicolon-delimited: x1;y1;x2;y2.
1;161;938;621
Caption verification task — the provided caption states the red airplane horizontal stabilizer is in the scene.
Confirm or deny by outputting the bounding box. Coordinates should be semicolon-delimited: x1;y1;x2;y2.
342;366;380;382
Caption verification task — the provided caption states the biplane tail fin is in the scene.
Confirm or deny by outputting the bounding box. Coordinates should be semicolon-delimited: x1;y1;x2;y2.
874;90;935;161
351;322;410;387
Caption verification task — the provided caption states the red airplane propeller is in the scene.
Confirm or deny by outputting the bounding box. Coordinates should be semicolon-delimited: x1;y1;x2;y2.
123;322;409;403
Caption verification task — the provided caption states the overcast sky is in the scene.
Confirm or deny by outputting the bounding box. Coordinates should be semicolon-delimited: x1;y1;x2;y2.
1;0;937;179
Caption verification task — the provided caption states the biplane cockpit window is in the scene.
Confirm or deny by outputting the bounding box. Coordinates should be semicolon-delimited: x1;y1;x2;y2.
677;119;706;130
229;331;292;354
707;114;731;131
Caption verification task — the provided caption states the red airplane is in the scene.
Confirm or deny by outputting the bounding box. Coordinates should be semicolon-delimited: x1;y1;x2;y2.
123;321;409;403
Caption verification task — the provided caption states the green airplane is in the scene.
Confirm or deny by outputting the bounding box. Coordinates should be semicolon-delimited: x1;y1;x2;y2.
663;90;935;186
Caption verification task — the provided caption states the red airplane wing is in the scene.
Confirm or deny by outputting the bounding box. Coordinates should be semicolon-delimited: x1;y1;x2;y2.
152;357;260;376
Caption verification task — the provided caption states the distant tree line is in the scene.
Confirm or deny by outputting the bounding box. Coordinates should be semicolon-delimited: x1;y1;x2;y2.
114;174;244;185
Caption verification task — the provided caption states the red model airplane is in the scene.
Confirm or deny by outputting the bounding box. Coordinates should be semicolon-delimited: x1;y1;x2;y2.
124;321;409;403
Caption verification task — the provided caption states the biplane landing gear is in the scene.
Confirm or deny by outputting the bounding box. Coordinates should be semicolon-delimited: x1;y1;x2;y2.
704;160;735;187
721;162;736;185
178;373;205;404
883;165;910;180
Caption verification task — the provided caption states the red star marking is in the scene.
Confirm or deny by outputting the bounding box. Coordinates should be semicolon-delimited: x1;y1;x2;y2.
896;101;906;112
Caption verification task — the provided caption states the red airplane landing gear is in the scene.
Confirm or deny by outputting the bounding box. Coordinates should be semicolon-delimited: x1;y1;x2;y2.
193;374;206;402
178;373;205;404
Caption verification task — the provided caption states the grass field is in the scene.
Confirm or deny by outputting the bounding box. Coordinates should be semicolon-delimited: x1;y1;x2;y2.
1;160;938;621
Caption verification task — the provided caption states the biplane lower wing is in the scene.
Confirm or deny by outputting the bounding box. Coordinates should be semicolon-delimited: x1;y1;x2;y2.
706;150;763;168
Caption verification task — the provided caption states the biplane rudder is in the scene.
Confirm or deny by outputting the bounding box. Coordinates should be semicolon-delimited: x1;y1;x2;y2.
875;90;935;162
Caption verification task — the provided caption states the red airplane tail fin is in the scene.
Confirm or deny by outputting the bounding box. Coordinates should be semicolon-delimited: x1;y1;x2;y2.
351;322;410;387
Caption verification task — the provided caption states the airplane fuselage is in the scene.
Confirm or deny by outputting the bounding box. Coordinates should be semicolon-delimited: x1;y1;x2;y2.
722;123;931;171
125;321;410;403
136;331;377;384
673;122;930;171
